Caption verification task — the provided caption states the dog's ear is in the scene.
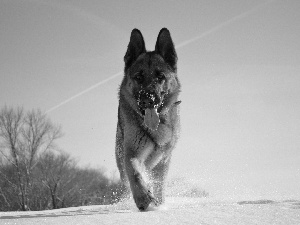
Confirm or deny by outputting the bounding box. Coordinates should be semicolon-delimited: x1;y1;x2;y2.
124;29;146;70
155;28;177;70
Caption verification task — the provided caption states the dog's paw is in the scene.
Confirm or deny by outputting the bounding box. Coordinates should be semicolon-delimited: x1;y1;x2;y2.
137;190;158;211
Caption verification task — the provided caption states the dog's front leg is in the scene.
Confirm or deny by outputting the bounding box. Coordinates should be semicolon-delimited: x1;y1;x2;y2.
124;132;159;210
151;123;172;146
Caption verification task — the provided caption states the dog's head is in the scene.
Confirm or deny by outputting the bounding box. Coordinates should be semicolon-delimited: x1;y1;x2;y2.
123;28;180;117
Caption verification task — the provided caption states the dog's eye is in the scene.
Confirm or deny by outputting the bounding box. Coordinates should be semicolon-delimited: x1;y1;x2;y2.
156;72;165;81
134;72;144;83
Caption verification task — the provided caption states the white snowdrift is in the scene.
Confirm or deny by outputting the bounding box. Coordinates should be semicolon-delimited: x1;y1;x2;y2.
1;197;300;225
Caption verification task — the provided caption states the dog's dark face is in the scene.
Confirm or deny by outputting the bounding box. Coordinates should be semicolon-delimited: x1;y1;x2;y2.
123;28;179;116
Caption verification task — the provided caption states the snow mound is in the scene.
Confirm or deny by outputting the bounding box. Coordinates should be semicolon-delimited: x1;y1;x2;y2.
1;198;300;225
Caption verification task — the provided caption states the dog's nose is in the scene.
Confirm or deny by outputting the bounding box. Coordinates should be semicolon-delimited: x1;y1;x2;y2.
138;91;160;109
140;98;155;108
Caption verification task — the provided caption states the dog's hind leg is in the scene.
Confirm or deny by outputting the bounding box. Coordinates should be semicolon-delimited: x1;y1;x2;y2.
151;157;171;205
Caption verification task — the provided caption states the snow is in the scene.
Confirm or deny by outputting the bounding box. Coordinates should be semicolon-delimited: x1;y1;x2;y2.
1;197;300;225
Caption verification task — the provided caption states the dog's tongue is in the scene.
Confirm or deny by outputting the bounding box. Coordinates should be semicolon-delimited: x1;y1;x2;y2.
144;108;160;131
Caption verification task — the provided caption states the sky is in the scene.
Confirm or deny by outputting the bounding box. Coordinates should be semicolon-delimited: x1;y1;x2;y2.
1;0;300;199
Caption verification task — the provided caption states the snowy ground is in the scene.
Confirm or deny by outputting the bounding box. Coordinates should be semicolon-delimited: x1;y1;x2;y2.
1;197;300;225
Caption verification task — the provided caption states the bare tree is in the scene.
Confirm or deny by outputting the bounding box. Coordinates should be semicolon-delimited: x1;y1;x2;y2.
0;106;62;210
36;151;77;209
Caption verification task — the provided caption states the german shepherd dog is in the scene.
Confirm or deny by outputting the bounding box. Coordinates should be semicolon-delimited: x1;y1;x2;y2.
116;28;181;211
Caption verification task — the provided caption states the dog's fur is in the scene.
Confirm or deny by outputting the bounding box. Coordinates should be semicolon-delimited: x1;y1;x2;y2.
116;28;181;211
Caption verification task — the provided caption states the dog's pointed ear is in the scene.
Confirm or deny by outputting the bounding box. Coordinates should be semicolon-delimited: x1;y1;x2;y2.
155;28;177;70
124;29;146;70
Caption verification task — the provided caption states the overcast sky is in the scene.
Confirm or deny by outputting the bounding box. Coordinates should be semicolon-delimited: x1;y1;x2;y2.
1;0;300;199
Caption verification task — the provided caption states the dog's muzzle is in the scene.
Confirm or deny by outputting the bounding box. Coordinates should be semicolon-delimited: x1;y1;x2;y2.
136;90;162;130
137;90;161;114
